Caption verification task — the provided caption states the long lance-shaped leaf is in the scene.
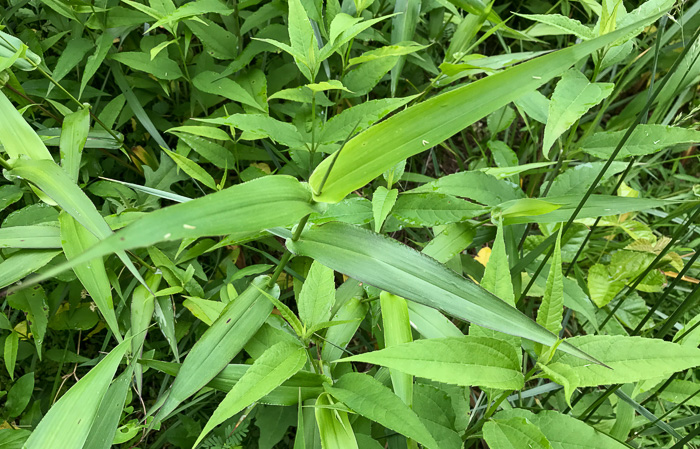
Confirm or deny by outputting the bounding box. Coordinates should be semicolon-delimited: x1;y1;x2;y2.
13;175;317;288
153;275;277;424
194;341;307;447
308;16;663;203
59;213;122;341
9;159;146;290
286;222;601;364
23;338;131;449
0;91;52;161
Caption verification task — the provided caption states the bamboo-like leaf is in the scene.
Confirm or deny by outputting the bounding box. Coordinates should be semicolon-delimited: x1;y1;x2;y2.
9;159;146;290
154;276;277;423
321;297;368;361
17;175;316;287
0;226;61;249
59;213;121;340
286;222;598;363
0;250;61;290
325;372;438;449
131;273;162;393
23;338;130;449
308;18;661;203
315;393;359;449
0;91;52;161
380;291;414;407
59;106;90;183
339;336;524;389
194;341;307;446
82;366;135;449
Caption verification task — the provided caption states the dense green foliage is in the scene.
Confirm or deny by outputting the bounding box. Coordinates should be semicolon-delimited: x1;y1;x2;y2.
0;0;699;448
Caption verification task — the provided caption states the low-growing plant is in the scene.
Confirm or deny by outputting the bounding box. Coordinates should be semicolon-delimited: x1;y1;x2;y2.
0;0;699;448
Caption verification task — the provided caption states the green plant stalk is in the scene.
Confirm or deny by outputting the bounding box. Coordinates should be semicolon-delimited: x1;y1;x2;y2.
267;213;311;289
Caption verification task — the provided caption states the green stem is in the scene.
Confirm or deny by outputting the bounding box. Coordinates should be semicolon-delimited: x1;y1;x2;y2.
266;214;311;288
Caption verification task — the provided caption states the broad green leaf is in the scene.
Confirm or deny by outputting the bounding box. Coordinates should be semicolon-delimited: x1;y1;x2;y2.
470;222;521;365
535;228;564;353
390;0;421;95
5;372;34;418
199;114;305;148
309;19;660;203
162;147;217;190
80;32;114;98
315;393;359;449
298;260;336;330
23;338;130;449
483;416;552;449
380;292;413;406
82;367;135;449
325;373;438;449
9;158;146;290
287;222;598;362
340;336;524;389
143;358;326;406
193;71;264;111
186;18;238;60
131;273;162;392
109;51;183;80
0;226;61;248
182;297;224;325
320;97;415;144
287;0;319;81
154;276;277;423
0;91;52;161
392;193;487;227
545;162;628;197
543;69;613;156
657;379;700;407
25;176;316;285
409;171;524;206
4;331;18;379
0;249;61;290
194;341;307;447
543;335;700;393
144;0;233;32
7;286;48;358
59;213;121;340
59;107;90;183
518;13;595;40
321;297;368;361
495;409;629;449
579;124;700;159
372;186;398;232
501;195;670;225
587;263;624;307
49;38;93;95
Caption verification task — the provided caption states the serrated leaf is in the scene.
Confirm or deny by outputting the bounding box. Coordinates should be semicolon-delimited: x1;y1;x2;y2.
372;186;398;232
340;336;524;389
325;372;438;449
298;260;336;330
543;69;613;155
484;416;553;449
392;193;487;227
579;124;700;159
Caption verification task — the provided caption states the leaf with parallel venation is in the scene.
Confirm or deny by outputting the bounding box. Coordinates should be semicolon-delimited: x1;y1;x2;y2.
287;222;598;363
535;228;564;357
325;373;438;449
59;213;121;340
22;176;316;286
194;341;307;447
409;171;524;206
339;336;524;390
23;339;130;449
154;276;276;423
308;19;660;203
